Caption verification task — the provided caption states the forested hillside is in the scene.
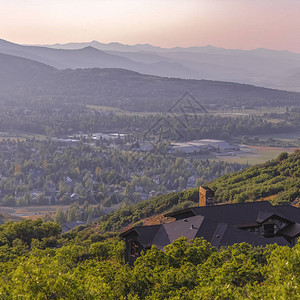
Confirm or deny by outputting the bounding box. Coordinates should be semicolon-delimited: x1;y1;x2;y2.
0;101;296;138
100;151;300;232
1;53;300;111
211;151;300;203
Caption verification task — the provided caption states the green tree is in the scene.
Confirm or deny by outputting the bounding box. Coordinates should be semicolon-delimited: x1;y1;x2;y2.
55;208;66;224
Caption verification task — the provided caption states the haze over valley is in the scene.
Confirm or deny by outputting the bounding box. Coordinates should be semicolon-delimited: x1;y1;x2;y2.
0;1;299;298
0;39;299;212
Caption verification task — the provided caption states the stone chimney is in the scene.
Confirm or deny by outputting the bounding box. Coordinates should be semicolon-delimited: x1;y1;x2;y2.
199;186;215;207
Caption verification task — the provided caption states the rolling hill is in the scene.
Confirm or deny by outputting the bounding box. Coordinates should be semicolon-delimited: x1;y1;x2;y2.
38;40;300;91
0;38;198;79
1;39;300;91
0;52;300;111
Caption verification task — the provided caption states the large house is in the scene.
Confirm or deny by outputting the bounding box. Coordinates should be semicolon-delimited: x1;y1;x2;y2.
120;187;300;265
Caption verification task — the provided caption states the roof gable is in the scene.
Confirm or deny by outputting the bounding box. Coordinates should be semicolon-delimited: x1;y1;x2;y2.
159;215;205;245
120;224;161;247
274;205;300;223
256;211;294;224
278;223;300;238
219;225;288;247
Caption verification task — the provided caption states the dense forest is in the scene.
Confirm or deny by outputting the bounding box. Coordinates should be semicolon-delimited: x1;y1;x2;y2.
0;218;299;299
0;139;247;207
0;102;298;139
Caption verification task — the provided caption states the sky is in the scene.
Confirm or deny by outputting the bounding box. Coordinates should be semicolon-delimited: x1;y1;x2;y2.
1;0;300;52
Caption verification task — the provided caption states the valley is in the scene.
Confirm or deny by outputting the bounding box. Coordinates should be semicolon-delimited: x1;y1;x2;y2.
1;2;300;299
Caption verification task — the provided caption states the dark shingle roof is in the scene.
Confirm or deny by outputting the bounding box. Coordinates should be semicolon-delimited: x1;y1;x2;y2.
165;201;300;226
274;205;300;223
256;211;293;224
190;201;277;225
120;225;161;247
61;221;86;233
153;215;205;249
218;225;288;247
121;201;299;250
126;214;291;249
278;223;300;238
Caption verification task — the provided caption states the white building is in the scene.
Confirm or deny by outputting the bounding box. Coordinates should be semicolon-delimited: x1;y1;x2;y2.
169;139;239;155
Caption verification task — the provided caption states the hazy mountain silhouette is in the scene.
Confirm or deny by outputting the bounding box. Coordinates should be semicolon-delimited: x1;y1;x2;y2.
0;52;54;83
1;52;299;111
0;39;197;79
0;39;141;69
42;40;165;52
43;40;300;91
1;39;300;91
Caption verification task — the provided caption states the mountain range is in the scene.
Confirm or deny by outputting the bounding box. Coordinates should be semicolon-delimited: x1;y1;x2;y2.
1;39;300;91
1;51;300;112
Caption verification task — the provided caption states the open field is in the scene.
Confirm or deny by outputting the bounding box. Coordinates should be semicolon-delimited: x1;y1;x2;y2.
215;145;298;165
0;204;115;220
0;132;47;141
181;144;298;165
255;131;300;141
87;104;288;117
0;205;71;219
86;105;126;113
211;107;286;117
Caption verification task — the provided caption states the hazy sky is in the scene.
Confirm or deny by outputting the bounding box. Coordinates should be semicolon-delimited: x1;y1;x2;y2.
1;0;300;52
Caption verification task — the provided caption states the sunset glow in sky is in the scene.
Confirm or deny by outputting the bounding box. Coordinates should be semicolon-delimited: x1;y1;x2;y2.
1;0;300;52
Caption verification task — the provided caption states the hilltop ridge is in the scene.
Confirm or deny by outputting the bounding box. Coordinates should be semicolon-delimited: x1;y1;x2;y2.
1;38;300;90
1;52;299;111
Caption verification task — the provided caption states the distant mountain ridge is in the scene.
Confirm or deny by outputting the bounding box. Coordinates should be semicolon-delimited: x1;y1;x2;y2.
0;39;198;79
1;38;300;91
39;40;300;55
42;40;300;91
0;52;299;111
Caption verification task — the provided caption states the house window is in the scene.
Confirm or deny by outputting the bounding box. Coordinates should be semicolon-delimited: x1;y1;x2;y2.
130;242;139;256
263;224;275;238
